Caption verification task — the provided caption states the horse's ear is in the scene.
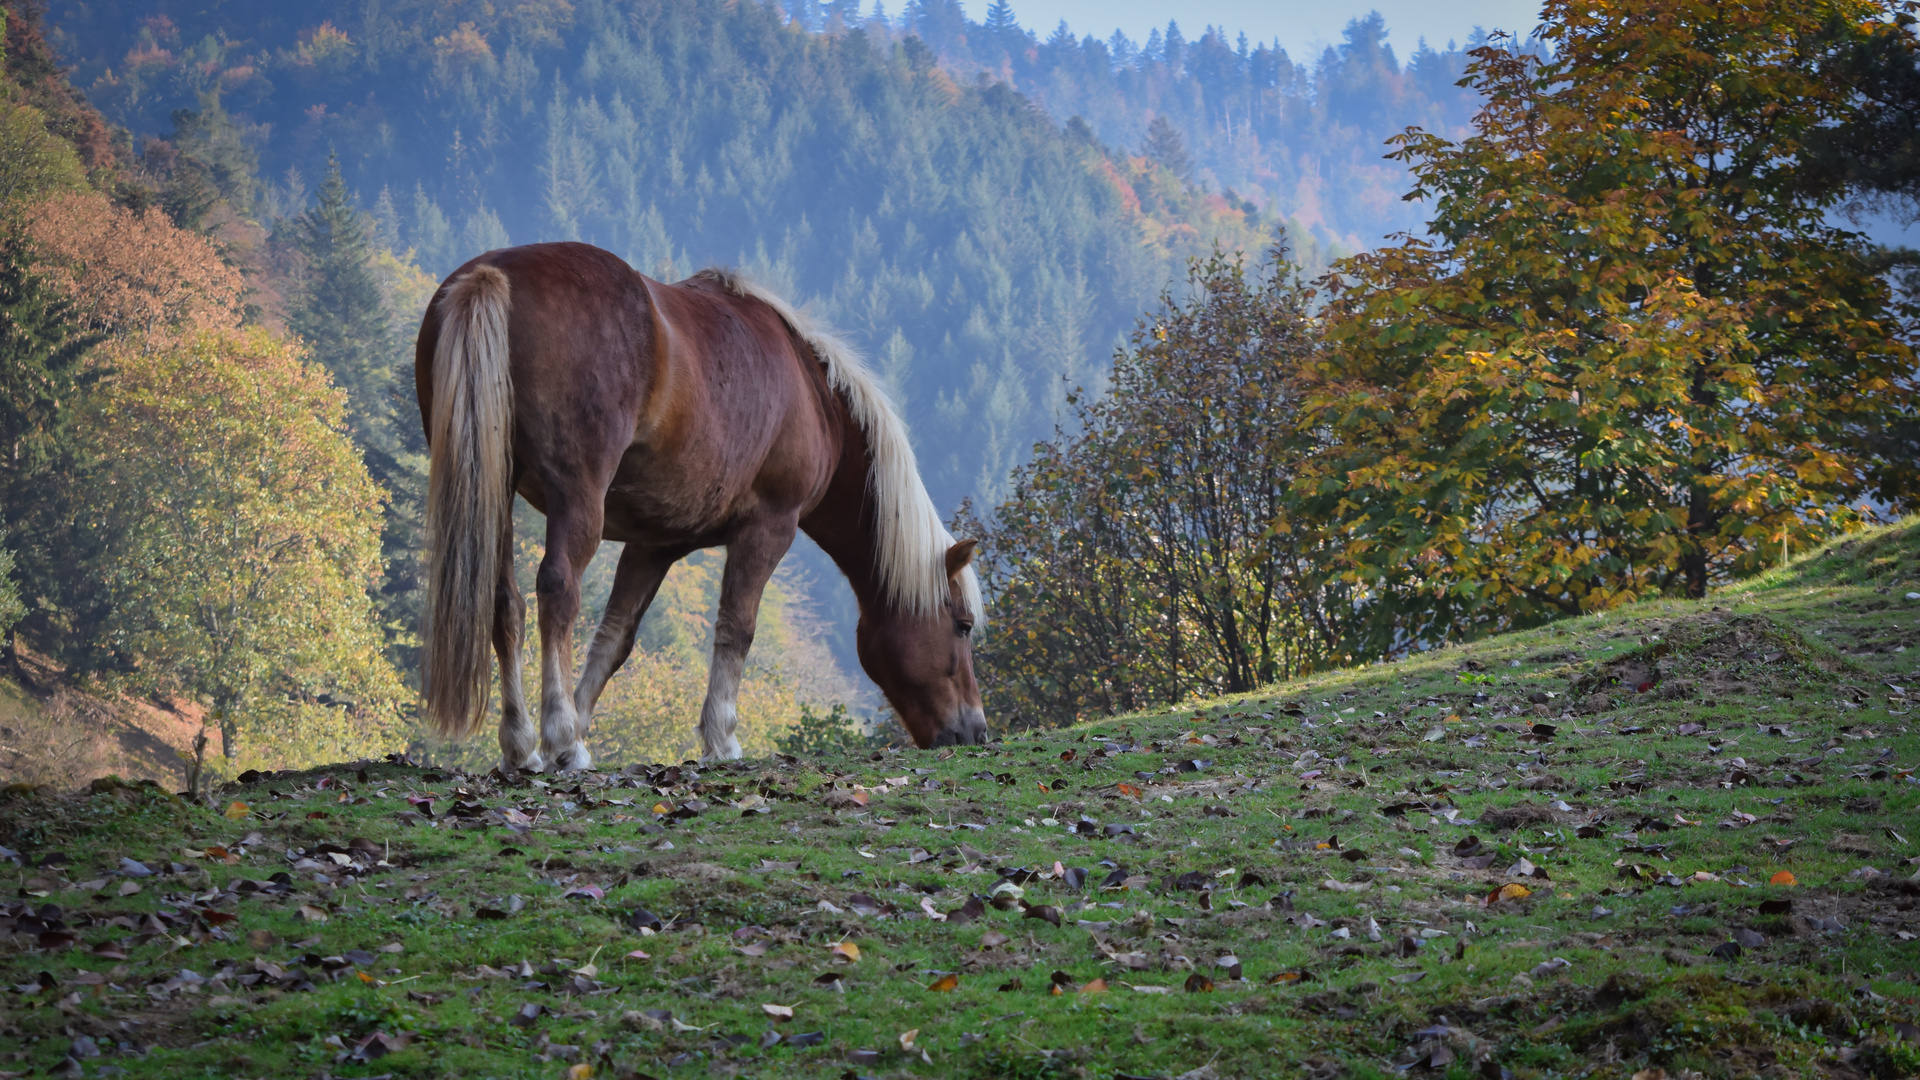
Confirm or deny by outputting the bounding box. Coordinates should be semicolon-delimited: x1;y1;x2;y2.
945;539;978;579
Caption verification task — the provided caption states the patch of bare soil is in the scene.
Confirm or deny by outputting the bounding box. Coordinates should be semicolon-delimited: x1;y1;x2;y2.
1;646;208;790
1568;613;1842;712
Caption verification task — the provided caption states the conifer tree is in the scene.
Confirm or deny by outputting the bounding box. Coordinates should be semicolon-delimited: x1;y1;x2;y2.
984;0;1017;35
284;152;426;670
0;254;97;490
288;154;390;436
1143;116;1191;181
0;253;99;667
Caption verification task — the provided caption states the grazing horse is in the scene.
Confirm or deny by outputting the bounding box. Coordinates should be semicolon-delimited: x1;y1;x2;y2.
415;242;987;770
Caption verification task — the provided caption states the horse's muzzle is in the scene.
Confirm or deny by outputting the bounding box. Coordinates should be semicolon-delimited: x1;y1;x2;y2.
930;707;989;747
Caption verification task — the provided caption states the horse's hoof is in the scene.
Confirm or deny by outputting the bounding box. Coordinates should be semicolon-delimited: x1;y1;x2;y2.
504;750;547;774
552;743;593;772
701;735;743;763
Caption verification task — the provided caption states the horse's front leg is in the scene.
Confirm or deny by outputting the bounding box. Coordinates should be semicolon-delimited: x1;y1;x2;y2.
699;517;798;762
535;499;604;772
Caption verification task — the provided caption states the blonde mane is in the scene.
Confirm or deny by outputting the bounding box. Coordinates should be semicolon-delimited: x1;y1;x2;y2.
697;268;984;624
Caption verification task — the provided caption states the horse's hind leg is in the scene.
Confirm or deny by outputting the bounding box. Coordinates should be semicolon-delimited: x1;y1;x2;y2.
535;497;604;771
698;517;797;762
493;554;541;772
572;545;674;730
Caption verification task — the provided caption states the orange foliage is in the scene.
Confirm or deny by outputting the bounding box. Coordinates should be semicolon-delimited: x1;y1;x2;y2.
23;192;244;339
433;22;494;66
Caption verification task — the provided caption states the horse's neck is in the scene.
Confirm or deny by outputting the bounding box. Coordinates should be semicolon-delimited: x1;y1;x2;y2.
798;413;890;621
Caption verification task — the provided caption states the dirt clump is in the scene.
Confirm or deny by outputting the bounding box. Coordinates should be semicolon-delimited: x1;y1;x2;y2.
1479;802;1558;831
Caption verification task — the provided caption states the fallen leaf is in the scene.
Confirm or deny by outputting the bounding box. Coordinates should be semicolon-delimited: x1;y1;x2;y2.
898;1029;920;1051
761;1003;794;1021
927;973;960;992
224;801;251;820
295;905;330;923
1079;977;1108;993
829;941;861;963
1770;870;1797;886
1185;973;1214;993
1022;903;1063;927
1486;883;1532;904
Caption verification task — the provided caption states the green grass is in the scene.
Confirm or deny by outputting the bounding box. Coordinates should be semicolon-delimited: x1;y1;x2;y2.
4;521;1920;1079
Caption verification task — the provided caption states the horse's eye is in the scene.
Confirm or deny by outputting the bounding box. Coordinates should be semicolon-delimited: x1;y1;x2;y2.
956;621;974;638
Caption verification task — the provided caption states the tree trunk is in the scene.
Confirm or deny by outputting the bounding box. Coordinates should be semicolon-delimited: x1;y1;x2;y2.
1683;479;1711;599
217;702;238;761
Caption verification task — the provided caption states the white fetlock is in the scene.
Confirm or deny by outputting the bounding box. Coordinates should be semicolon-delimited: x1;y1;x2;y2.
553;742;592;772
701;734;743;764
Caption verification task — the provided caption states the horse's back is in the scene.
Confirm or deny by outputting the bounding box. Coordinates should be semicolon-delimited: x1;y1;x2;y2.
418;242;836;544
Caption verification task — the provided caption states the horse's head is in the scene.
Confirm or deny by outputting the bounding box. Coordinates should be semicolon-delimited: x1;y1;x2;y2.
857;539;988;747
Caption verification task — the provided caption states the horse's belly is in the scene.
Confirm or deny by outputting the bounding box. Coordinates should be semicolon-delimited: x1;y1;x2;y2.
595;440;814;547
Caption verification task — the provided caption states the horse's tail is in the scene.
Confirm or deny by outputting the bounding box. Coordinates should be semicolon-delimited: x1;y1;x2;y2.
423;263;514;739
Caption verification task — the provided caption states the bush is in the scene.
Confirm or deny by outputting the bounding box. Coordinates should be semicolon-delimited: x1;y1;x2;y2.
774;703;884;756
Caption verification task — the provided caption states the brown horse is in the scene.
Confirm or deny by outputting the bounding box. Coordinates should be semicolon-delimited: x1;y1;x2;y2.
415;242;986;770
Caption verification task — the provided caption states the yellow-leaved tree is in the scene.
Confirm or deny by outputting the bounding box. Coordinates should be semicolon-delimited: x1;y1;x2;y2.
69;328;407;769
1304;0;1918;642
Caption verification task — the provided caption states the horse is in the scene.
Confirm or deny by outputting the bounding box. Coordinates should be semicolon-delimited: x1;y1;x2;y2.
414;241;987;770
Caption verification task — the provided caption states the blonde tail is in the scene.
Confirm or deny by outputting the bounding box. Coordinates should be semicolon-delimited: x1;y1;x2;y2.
423;264;513;737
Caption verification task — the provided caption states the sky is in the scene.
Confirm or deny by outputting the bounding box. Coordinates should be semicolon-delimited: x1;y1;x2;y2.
956;0;1546;58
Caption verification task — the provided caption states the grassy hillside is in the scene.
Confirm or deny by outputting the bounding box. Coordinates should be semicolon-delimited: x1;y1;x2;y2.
2;520;1917;1078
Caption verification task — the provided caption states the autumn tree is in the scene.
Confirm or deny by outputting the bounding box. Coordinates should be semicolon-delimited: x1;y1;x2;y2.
1303;1;1918;644
966;246;1363;729
22;191;243;339
67;329;405;765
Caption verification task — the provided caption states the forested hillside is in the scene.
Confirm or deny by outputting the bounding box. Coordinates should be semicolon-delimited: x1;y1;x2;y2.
887;2;1487;252
42;0;1482;508
0;0;865;782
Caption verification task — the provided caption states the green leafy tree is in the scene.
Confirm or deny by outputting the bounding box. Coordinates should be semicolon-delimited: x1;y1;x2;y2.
70;328;405;765
1304;0;1918;648
0;99;87;209
966;246;1360;729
